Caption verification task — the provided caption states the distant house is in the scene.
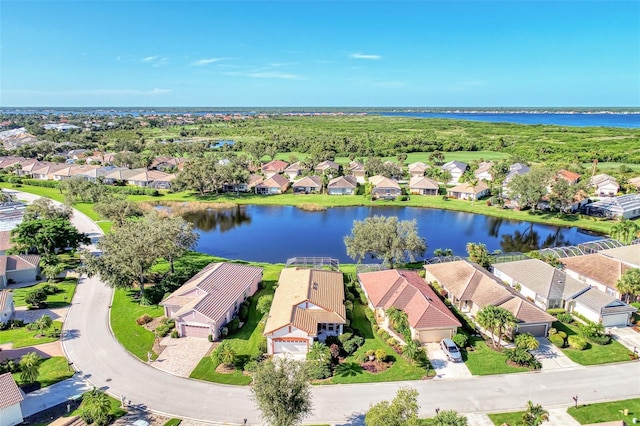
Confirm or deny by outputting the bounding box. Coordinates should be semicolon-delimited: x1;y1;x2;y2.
127;170;172;188
584;194;640;220
150;156;186;171
0;255;41;288
441;161;468;184
502;163;530;194
103;167;145;185
347;161;366;184
407;161;430;178
474;161;493;181
424;260;555;336
0;372;24;426
314;160;340;176
629;176;640;191
358;269;461;343
557;169;581;184
409;176;439;195
292;175;323;194
284;162;304;181
149;174;176;190
447;181;489;201
369;175;402;200
255;174;290;195
264;268;346;356
561;254;633;299
327;175;357;195
590;174;619;197
160;262;263;339
261;160;289;179
0;290;14;324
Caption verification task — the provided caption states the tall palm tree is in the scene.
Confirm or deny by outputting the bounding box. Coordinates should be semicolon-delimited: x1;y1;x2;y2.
32;314;53;336
522;400;549;426
19;352;41;384
617;268;640;303
80;388;112;426
476;306;499;347
495;308;518;348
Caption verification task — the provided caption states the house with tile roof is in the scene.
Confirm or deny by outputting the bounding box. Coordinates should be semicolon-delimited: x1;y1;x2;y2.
314;160;340;176
598;245;640;268
409;176;439;196
0;255;40;288
0;290;14;324
369;175;402;200
424;260;555;336
441;161;468;184
557;169;581;184
447;181;490;201
255;174;290;195
358;269;460;343
474;161;494;181
292;175;323;194
284;162;305;181
589;174;619;197
161;262;263;339
264;268;346;356
0;372;24;426
261;160;289;179
327;175;357;195
407;161;430;178
493;258;636;326
561;254;634;299
347;161;366;184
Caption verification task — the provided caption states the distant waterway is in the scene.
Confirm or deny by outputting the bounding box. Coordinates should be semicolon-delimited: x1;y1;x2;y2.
181;204;601;264
379;112;640;128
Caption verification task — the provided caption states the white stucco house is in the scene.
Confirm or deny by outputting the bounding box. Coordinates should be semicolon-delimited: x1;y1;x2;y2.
0;290;14;324
264;267;345;356
441;161;467;184
0;255;41;288
0;373;24;426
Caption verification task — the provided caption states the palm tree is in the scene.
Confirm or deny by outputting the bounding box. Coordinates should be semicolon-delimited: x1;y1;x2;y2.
32;314;53;336
515;333;540;351
494;308;518;348
19;352;41;384
617;268;640;303
402;340;420;362
216;342;237;367
522;400;549;426
80;387;112;426
476;306;499;347
433;409;468;426
307;342;330;364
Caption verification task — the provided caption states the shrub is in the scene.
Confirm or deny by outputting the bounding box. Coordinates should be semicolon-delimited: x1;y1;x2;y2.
547;308;566;317
170;329;179;339
244;360;259;373
567;335;587;350
374;349;387;362
452;333;468;348
588;334;611;345
343;336;364;355
330;343;340;359
156;325;170;337
307;360;332;380
386;337;397;347
582;322;606;339
557;331;567;340
380;331;391;341
345;300;354;312
140;286;165;305
557;313;573;323
548;334;565;347
338;332;353;345
504;348;541;369
25;288;48;308
238;305;249;322
226;318;240;335
207;334;213;342
136;314;153;326
372;324;380;333
548;328;557;335
258;338;267;354
219;327;228;338
41;284;59;295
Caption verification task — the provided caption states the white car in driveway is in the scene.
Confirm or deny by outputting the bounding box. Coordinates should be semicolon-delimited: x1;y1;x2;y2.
440;338;463;362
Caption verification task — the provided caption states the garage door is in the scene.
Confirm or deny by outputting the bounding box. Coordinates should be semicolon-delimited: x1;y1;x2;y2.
602;313;630;327
182;325;211;338
419;329;453;343
518;324;548;337
274;340;308;354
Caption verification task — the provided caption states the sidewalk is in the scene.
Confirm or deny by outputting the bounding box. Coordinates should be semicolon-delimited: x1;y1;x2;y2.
22;376;92;417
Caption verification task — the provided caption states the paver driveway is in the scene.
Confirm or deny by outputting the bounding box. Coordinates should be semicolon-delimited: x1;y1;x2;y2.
153;336;213;377
426;342;472;379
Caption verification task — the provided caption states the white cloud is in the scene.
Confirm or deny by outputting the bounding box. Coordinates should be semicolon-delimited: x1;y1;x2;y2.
349;53;382;60
142;56;169;67
142;56;158;62
226;70;304;80
190;57;228;66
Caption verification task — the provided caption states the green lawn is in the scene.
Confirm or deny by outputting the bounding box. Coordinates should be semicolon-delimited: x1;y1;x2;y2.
487;411;526;425
0;321;62;348
109;288;163;360
12;279;77;308
568;398;640;424
67;394;127;420
552;321;632;365
190;262;283;385
12;356;75;389
463;336;530;375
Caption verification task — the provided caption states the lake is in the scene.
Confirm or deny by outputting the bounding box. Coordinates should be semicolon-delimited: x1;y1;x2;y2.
184;205;600;264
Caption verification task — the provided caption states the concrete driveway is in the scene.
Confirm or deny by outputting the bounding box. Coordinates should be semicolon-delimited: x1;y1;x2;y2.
533;337;582;370
426;342;472;379
608;326;640;353
152;336;213;377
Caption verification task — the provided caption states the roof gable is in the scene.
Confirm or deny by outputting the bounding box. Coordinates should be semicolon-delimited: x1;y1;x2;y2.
0;372;23;409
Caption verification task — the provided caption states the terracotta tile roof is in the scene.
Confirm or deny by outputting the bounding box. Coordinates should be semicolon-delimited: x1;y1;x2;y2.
409;176;439;190
264;268;346;335
315;160;339;171
0;290;11;311
0;372;23;409
373;177;401;189
562;254;632;289
0;231;13;252
127;169;171;183
328;175;357;189
285;161;304;172
449;181;489;194
258;174;290;189
558;169;581;183
408;162;430;173
292;175;323;188
261;160;289;172
358;270;460;330
425;260;554;325
161;262;262;324
348;161;365;172
599;245;640;268
629;177;640;189
248;174;264;188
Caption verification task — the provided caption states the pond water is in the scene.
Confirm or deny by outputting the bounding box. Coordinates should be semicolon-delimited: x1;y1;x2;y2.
181;205;601;264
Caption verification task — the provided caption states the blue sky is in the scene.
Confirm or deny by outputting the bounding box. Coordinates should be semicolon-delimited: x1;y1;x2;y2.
1;1;638;107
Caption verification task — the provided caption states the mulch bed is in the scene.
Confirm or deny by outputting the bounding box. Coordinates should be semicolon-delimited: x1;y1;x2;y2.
359;360;391;374
215;363;236;374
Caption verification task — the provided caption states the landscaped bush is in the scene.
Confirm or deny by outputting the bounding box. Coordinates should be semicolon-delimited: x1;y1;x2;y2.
547;308;566;317
386;337;397;347
25;288;48;309
588;334;612;345
548;334;565;347
548;327;557;335
0;359;19;374
338;332;353;345
244;360;259;373
379;330;391;341
364;308;375;322
342;335;364;355
503;348;541;369
568;335;587;350
307;360;332;379
452;333;468;348
135;314;153;325
557;313;573;323
375;349;387;362
155;324;170;337
170;329;179;338
226;318;240;335
41;284;60;295
238;305;249;322
140;286;165;306
557;331;567;340
0;319;24;331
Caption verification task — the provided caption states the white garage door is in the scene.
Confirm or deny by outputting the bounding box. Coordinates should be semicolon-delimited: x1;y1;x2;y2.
182;325;210;338
419;329;453;343
602;313;630;327
274;340;308;354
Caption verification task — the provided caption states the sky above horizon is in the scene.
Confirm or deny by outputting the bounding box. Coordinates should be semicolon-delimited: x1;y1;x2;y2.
1;1;639;107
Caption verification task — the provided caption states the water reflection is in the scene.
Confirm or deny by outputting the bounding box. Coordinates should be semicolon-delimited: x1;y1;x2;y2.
182;206;251;233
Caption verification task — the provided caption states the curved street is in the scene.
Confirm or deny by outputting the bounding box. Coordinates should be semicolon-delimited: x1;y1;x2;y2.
12;191;640;425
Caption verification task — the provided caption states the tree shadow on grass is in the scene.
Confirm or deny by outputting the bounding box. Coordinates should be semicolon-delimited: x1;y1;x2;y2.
335;362;363;377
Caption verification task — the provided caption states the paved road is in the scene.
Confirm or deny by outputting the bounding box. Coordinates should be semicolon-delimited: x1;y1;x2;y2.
11;191;640;425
